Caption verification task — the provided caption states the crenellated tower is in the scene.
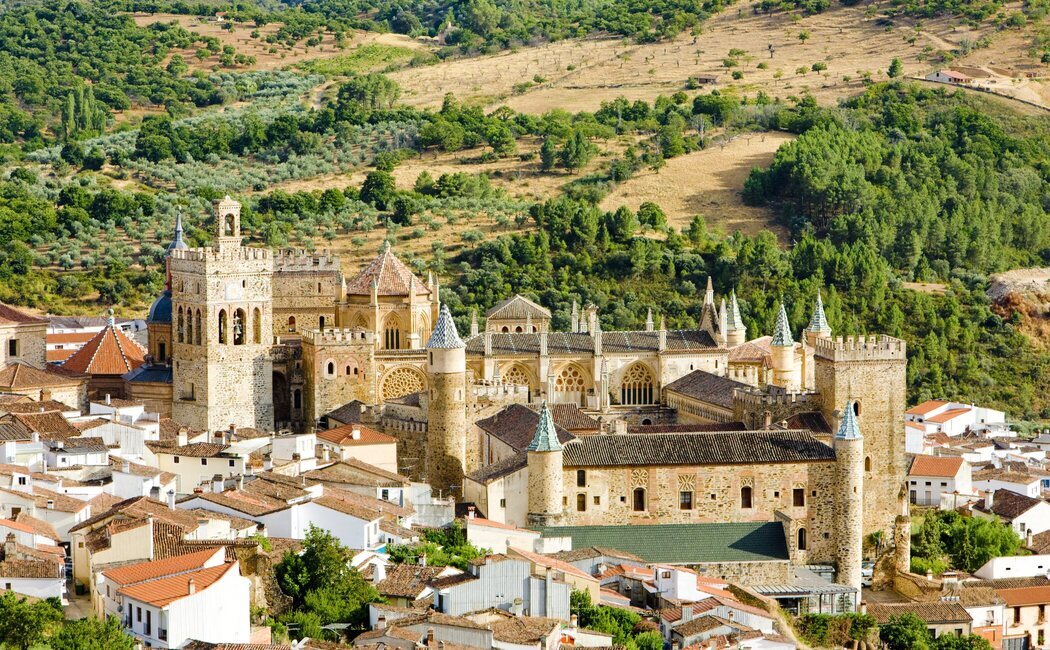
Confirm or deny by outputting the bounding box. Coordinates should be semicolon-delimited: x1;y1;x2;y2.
170;197;275;433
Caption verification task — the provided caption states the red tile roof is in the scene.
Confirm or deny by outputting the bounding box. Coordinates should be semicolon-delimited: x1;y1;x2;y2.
61;324;147;375
995;585;1050;607
0;303;46;325
906;400;950;416
344;247;430;297
103;547;224;585
926;408;971;424
316;423;395;446
118;562;238;607
0;362;84;389
46;332;97;345
909;455;965;478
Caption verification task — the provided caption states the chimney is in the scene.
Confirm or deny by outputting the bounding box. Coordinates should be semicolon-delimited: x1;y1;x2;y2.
167;490;176;510
764;410;773;429
467;506;476;519
681;605;693;622
237;474;244;490
46;499;54;510
177;429;188;447
985;489;994;510
570;614;578;628
40;389;51;402
104;394;111;405
263;454;272;471
1028;529;1034;547
376;614;387;630
3;533;15;557
351;426;362;440
228;423;237;442
322;447;330;462
860;601;868;615
121;460;130;474
374;561;386;583
426;628;435;648
187;578;196;595
613;420;627;435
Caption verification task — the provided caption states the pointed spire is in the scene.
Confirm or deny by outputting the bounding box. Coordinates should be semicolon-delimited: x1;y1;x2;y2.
727;291;745;332
771;301;793;347
645;308;654;332
806;290;832;334
167;212;188;252
704;277;715;306
469;309;479;337
106;308;115;328
719;298;728;334
836;401;862;440
426;304;465;349
382;240;391;253
526;401;562;452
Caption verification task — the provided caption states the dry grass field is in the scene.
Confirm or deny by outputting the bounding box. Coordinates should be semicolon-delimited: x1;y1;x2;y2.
391;1;1045;113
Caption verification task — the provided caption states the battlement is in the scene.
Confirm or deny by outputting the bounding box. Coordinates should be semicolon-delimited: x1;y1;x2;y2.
274;248;341;272
473;380;531;404
814;335;906;362
733;386;822;410
301;328;374;345
171;246;271;263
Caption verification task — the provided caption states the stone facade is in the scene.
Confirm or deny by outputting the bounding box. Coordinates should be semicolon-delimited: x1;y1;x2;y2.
426;353;467;492
302;328;377;426
271;249;342;338
0;320;46;368
814;335;908;538
528;450;564;528
170;198;275;432
834;433;864;592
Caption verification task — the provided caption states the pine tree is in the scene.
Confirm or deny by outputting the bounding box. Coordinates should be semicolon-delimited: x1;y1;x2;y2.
539;136;557;171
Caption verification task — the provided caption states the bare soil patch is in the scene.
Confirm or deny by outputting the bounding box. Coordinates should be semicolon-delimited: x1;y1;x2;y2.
902;282;948;294
599;131;793;238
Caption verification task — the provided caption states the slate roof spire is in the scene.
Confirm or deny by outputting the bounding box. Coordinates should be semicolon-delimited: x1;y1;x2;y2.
726;291;745;332
806;290;832;335
167;213;188;252
836;401;862;440
426;304;465;349
526;401;562;452
771;301;793;347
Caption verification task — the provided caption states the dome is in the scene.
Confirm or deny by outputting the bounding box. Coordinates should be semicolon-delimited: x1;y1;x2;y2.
147;290;172;324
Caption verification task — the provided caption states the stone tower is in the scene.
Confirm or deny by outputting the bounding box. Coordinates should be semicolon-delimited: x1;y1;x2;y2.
526;401;564;528
170;197;275;433
425;303;467;495
814;335;907;538
833;400;864;597
770;302;795;389
725;291;747;348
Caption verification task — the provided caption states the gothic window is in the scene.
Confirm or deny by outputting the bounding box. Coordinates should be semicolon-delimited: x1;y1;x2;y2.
177;308;185;343
797;527;807;551
501;326;509;333
253;308;261;344
326;361;335;377
741;486;753;509
793;488;805;507
632;487;646;512
352;314;369;331
186;310;193;346
345;365;351;376
384;314;403;350
233;309;246;345
515;326;523;333
293;390;302;409
554;364;587;405
287;316;297;333
620;363;655;405
502;365;533;390
417;314;430;346
195;310;202;345
380;367;426;401
158;342;166;363
218;310;228;344
865;456;872;472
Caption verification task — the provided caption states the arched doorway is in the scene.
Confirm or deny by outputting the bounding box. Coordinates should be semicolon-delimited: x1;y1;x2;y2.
272;372;290;426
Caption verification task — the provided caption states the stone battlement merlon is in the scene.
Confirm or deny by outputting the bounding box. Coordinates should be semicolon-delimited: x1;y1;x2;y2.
301;328;375;345
274;248;341;271
170;247;271;263
813;334;907;361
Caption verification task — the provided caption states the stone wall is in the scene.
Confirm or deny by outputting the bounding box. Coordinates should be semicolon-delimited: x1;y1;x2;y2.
560;459;839;565
271;249;342;338
528;451;564;527
301;329;376;426
426;368;466;493
0;321;46;368
693;560;791;585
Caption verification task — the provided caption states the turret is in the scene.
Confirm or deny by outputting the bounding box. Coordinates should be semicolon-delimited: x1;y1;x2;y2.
833;401;864;599
645;308;653;332
570;301;580;333
725;291;747;347
718;298;728;345
770;301;796;389
804;291;833;348
213;196;241;250
425;304;467;494
526;401;564;527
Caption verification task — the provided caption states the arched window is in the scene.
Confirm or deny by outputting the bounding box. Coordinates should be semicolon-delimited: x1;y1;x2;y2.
577;494;586;512
515;326;523;333
287;316;297;333
853;401;862;417
224;214;235;236
554;364;588;406
326;361;335;377
158;342;166;363
345;365;351;375
797;527;807;551
620;363;655;405
865;456;872;472
218;310;228;344
195;310;202;345
501;326;509;333
233;309;246;345
632;488;646;512
177;308;185;343
317;282;322;294
741;486;753;509
293;389;302;409
186;308;194;345
384;314;402;350
319;316;326;330
253;308;261;344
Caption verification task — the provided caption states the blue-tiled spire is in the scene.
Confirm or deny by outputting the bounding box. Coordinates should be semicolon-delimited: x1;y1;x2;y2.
771;301;793;347
426;304;465;349
527;401;562;452
836;401;862;440
806;291;831;334
726;291;745;332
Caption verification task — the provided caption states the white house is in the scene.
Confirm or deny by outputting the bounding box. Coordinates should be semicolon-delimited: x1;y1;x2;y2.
975;554;1050;580
315;423;397;473
147;439;249;495
98;547;226;619
925;70;974;84
43;438;109;469
465;514;541;554
652;565;723;604
908;455;973;507
906;400;1006;436
0;485;91;541
118;559;250;648
109;457;178;500
973;470;1041;498
973;489;1050;537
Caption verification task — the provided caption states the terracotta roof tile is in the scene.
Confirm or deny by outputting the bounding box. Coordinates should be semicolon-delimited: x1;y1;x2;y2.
375;564;449;598
0;303;45;325
997;585;1050;607
345;246;429;297
0;559;61;578
550;404;600;432
304;459;409;487
906;400;951;416
664;370;749;409
317;424;395;447
118;562;238;607
926;408;972;424
910;455;966;478
2;400;75;414
973;489;1043;520
476;404;575;452
563;430;834;466
0;362;84;390
3;411;82;440
103;547;223;585
485;295;551;321
61;324;147;375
